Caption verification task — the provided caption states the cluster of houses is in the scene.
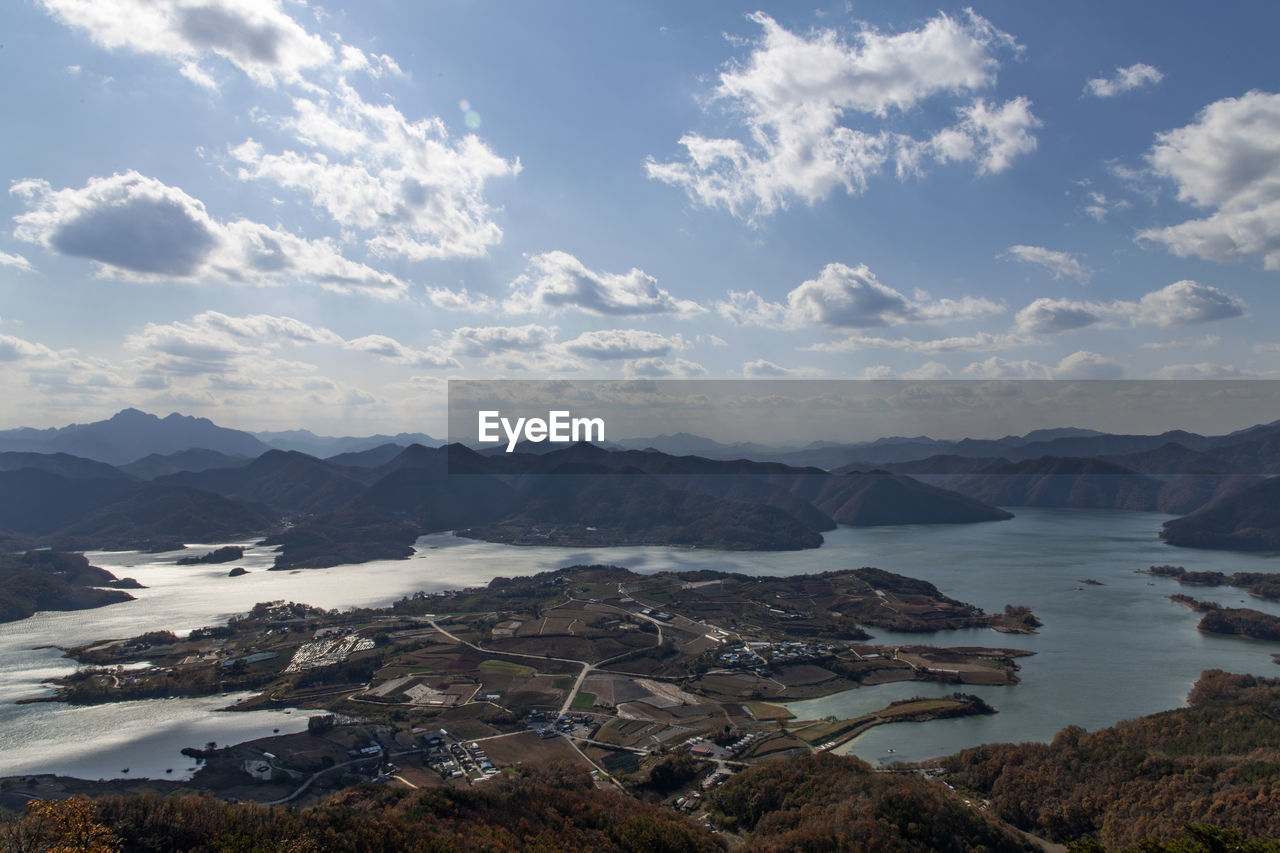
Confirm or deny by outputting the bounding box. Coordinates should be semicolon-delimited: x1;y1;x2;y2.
717;640;839;669
421;732;497;779
527;709;593;737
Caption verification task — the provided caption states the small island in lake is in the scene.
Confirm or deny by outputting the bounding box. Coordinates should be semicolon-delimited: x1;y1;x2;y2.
177;545;245;565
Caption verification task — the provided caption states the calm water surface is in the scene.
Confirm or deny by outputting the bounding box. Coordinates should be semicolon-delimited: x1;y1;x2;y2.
2;508;1278;779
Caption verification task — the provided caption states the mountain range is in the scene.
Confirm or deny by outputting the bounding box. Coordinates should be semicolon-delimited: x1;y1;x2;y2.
0;409;1277;560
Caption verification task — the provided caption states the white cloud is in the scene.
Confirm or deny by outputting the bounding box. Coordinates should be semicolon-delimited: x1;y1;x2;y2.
12;171;406;297
126;311;338;376
807;331;1026;353
718;263;1004;329
859;361;953;379
1138;90;1280;269
743;359;823;378
231;80;520;261
923;97;1040;176
39;0;520;264
445;324;558;359
646;11;1036;218
963;351;1123;379
1085;63;1164;98
1079;189;1129;223
1134;280;1247;327
1150;362;1245;379
1143;335;1220;350
0;331;128;401
36;0;333;88
562;329;688;360
623;357;707;378
1013;282;1246;334
343;334;459;369
1000;245;1092;283
1014;298;1107;335
0;333;58;362
0;252;33;272
125;311;463;385
504;251;703;316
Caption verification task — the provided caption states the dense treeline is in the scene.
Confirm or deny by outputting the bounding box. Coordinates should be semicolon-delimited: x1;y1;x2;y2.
0;766;722;853
1148;565;1280;601
941;670;1280;848
708;753;1036;852
1068;824;1280;852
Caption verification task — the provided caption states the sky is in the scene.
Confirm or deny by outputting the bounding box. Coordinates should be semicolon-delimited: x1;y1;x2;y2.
3;1;1280;438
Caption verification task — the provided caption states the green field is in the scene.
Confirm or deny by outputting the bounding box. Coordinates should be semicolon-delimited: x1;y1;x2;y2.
571;691;596;709
478;659;535;677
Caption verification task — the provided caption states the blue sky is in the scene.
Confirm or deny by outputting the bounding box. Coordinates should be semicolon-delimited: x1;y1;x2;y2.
3;0;1280;436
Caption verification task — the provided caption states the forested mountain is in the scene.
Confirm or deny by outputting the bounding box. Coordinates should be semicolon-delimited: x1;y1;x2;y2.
942;670;1280;849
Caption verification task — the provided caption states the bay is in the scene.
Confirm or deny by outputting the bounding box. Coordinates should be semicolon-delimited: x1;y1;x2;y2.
3;508;1278;779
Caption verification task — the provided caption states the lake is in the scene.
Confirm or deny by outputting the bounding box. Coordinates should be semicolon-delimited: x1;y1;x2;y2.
2;507;1278;779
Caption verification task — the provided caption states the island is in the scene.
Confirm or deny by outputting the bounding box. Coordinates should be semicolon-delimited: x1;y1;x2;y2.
1142;564;1280;600
23;564;1036;807
1168;594;1280;641
177;545;245;565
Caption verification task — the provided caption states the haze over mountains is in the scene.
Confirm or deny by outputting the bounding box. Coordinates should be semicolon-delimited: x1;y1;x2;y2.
0;408;1277;560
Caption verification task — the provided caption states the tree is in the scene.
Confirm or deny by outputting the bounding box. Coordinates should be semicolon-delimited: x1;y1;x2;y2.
23;798;120;852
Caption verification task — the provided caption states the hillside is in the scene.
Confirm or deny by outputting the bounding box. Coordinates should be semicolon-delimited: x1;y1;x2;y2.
941;670;1280;848
1161;477;1280;551
940;457;1164;510
0;551;139;624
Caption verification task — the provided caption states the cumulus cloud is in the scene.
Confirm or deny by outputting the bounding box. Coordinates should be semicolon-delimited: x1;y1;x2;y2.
1150;362;1245;379
718;263;1003;329
963;351;1124;379
38;0;519;263
1138;90;1280;269
743;359;823;378
562;329;688;360
1014;298;1107;335
1000;245;1092;283
444;325;558;359
1085;63;1163;98
126;311;462;384
36;0;333;87
1135;280;1247;326
12;171;405;297
1143;335;1220;350
623;357;707;378
1013;282;1246;335
807;331;1026;353
646;11;1037;219
0;331;127;399
231;80;520;261
859;362;952;379
505;251;703;316
0;252;33;272
920;96;1040;176
343;334;459;369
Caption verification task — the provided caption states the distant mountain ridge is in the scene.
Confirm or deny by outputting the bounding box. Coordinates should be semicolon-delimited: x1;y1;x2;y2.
0;409;270;464
255;428;442;456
